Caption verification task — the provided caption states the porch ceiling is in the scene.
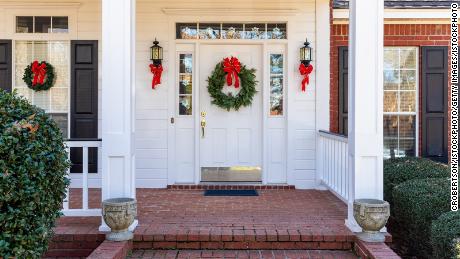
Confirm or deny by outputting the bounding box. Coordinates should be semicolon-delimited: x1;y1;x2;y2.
333;0;452;9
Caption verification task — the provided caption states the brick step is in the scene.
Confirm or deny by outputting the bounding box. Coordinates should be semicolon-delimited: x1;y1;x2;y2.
167;184;295;190
44;234;104;258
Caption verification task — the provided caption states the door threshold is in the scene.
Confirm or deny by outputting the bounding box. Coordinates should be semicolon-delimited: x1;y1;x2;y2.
167;184;295;190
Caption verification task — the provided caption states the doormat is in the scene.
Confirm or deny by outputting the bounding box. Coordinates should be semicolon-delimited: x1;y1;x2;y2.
204;189;258;196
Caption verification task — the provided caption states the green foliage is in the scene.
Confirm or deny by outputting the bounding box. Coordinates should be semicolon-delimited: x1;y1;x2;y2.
384;157;449;205
431;212;460;259
23;61;55;91
0;90;70;258
207;62;257;111
392;178;450;258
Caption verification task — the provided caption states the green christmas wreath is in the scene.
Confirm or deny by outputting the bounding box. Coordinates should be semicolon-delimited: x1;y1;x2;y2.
207;57;257;111
23;61;55;91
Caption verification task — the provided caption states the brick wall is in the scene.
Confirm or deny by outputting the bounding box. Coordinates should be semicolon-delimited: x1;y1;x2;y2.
329;23;451;157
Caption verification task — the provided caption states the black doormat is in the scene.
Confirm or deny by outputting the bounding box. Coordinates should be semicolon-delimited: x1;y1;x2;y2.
204;189;258;196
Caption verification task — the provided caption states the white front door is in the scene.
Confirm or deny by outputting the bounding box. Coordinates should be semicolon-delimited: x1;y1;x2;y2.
199;44;263;181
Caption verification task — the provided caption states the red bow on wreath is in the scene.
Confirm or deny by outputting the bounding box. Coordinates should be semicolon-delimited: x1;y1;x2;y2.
223;57;241;88
149;64;163;89
31;61;47;86
299;63;314;92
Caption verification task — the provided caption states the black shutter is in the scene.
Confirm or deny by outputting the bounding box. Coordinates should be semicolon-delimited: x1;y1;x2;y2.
70;40;98;173
338;46;348;135
0;40;12;92
421;46;448;163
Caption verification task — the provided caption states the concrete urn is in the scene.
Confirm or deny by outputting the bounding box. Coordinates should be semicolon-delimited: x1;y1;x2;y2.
353;199;390;242
102;198;137;241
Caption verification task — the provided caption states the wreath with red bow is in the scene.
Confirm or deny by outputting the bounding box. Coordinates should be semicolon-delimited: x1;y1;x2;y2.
23;61;55;91
207;57;257;111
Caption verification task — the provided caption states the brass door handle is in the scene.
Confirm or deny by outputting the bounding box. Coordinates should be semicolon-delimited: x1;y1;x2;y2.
201;112;206;138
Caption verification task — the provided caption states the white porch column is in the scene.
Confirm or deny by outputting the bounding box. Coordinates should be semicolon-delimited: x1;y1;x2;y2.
346;0;384;232
100;0;137;231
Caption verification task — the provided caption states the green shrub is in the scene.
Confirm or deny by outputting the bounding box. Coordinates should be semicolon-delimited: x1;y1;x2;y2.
393;178;450;258
431;212;460;259
384;157;449;205
0;90;70;258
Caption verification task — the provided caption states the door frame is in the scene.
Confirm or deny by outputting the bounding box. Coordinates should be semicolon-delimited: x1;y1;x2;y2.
167;18;289;185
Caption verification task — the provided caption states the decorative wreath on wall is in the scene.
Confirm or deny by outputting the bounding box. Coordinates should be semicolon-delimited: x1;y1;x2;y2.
23;61;55;91
207;57;257;111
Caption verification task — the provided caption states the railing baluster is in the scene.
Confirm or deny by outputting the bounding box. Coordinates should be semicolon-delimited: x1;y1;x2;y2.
82;146;89;210
63;146;70;211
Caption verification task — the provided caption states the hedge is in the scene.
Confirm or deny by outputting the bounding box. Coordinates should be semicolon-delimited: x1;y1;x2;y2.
392;178;451;258
0;90;70;258
384;157;449;205
431;211;460;259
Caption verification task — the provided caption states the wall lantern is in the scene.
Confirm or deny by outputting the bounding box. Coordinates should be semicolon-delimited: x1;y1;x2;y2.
298;38;313;92
150;38;163;66
149;38;163;89
299;38;312;66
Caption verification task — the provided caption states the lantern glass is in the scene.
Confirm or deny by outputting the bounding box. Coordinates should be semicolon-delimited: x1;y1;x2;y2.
150;40;163;65
300;39;312;65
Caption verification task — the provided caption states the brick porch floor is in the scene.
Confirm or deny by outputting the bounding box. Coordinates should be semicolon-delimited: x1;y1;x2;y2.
48;189;393;257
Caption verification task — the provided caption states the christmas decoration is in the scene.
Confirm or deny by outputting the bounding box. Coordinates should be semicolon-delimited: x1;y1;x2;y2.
207;56;257;111
149;64;163;89
299;63;313;92
23;61;55;91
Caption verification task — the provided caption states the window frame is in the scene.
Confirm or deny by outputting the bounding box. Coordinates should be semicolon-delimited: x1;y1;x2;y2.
12;40;72;139
176;50;194;117
383;46;419;158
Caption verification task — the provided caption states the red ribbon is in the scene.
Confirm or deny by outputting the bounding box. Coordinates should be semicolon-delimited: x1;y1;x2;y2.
223;57;241;88
31;61;47;86
299;63;314;92
149;64;163;89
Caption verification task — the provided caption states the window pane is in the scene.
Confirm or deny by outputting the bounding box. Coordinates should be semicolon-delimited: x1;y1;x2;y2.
222;23;243;39
179;54;193;73
384;92;398;112
52;17;69;33
179;96;192;115
270;76;283;116
399;138;416;157
400;49;416;69
33;91;50;111
199;23;220;39
400;91;416;112
270;54;283;74
33;41;49;61
267;24;287;39
16;16;33;33
244;23;265;39
399;115;416;138
176;23;197;39
400;70;416;90
384;138;398;159
383;115;398;138
179;75;192;94
384;70;399;90
49;113;68;138
384;49;399;70
50;88;69;112
35;16;51;33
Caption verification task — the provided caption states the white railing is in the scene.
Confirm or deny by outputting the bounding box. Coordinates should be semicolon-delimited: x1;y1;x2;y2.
318;130;349;202
62;139;102;216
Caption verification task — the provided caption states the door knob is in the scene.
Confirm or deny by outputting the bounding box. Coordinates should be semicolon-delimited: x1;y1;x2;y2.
201;112;206;138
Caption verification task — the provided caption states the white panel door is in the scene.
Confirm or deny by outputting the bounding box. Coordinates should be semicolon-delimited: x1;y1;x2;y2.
199;44;262;170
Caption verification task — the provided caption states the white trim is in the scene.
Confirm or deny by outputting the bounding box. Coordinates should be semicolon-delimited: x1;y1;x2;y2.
334;8;450;20
162;8;300;16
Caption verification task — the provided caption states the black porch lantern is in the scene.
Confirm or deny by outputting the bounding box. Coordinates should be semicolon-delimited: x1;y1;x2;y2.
300;38;312;66
150;39;163;66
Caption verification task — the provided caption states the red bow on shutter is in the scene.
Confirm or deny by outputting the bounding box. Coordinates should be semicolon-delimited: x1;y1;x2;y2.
299;63;314;92
223;57;241;88
31;61;47;86
149;64;163;89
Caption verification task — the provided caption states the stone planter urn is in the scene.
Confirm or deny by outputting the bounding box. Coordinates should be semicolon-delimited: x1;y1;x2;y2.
353;199;390;242
102;198;137;241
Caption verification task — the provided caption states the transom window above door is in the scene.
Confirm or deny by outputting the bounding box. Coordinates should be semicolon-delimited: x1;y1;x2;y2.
16;16;69;34
176;23;287;40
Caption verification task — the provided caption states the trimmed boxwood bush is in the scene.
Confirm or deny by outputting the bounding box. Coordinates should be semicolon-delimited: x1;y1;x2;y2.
393;178;450;258
384;157;449;205
0;90;70;258
431;212;460;259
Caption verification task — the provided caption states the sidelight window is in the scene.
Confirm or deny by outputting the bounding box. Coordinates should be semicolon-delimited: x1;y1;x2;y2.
269;54;284;116
178;53;193;116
